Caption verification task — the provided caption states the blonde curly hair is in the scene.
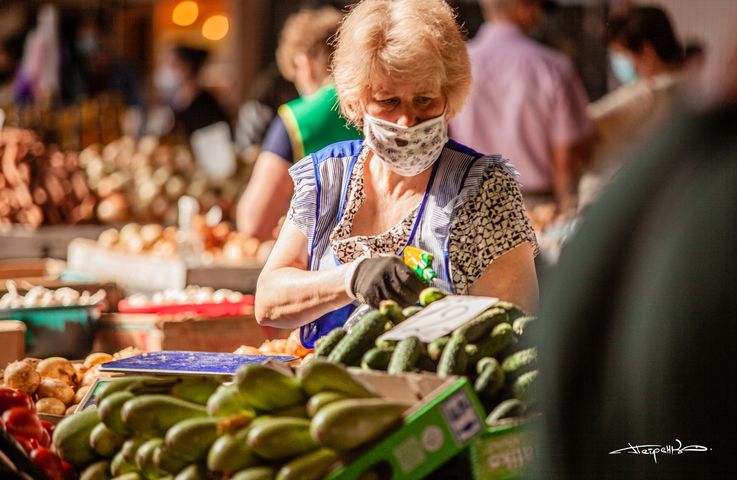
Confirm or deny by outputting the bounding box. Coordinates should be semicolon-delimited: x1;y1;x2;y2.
332;0;471;127
276;6;343;83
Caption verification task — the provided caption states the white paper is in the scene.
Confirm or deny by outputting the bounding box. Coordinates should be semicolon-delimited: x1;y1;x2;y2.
190;121;237;181
378;295;499;343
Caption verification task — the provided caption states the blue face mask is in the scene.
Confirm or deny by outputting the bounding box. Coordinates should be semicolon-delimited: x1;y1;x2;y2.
609;51;639;84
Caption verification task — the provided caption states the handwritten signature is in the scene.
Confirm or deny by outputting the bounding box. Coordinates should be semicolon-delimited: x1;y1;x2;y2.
609;439;710;463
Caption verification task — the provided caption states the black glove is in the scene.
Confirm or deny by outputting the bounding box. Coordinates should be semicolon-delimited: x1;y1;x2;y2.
350;256;425;308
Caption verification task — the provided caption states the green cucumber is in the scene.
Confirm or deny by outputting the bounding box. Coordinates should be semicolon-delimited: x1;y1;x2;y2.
327;311;388;366
512;370;538;405
387;337;423;374
453;308;508;342
501;347;537;378
437;335;468;378
467;323;515;366
314;328;347;358
419;288;445;306
492;301;526;322
473;357;505;400
486;399;525;425
401;306;423;318
360;347;394;371
512;316;536;335
427;336;450;362
379;300;406;325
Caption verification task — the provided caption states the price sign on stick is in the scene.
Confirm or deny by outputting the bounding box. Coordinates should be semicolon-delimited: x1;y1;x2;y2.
378;296;498;343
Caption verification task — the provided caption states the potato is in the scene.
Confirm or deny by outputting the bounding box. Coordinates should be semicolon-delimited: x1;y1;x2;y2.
74;385;90;404
83;352;113;370
36;357;76;385
3;360;41;394
36;397;66;415
37;378;75;406
233;345;261;355
66;404;79;416
81;365;100;386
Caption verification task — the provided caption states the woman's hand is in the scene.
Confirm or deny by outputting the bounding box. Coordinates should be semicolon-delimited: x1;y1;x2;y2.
349;256;425;308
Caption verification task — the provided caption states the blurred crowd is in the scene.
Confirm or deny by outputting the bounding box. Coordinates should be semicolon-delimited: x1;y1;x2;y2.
0;0;721;242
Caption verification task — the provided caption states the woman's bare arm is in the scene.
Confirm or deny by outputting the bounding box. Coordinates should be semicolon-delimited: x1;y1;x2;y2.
255;221;353;328
468;241;539;315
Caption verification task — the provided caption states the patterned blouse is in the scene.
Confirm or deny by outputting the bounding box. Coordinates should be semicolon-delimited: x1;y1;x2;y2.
325;146;538;294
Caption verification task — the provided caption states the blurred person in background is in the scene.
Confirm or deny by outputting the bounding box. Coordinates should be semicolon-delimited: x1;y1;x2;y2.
66;13;142;107
154;44;229;137
579;6;685;209
0;35;24;107
14;4;60;107
534;40;737;478
450;0;593;212
234;63;298;156
236;7;359;241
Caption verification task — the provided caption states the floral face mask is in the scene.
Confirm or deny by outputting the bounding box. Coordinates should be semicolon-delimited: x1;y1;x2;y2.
362;111;448;176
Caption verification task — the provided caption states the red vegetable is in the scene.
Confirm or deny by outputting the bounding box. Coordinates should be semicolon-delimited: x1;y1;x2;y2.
41;420;55;435
31;447;65;480
2;407;44;441
61;460;76;480
38;427;51;447
0;388;36;413
14;435;34;454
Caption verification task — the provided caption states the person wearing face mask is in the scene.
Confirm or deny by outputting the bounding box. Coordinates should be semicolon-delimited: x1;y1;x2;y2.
255;0;539;348
579;6;684;209
154;44;229;137
236;7;359;241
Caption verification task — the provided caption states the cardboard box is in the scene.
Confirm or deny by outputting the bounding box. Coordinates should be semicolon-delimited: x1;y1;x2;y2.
93;311;270;353
470;418;537;480
67;238;262;293
0;320;26;367
325;370;486;480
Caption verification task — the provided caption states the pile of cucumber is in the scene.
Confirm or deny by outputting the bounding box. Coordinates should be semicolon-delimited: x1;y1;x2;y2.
314;288;539;426
52;361;407;480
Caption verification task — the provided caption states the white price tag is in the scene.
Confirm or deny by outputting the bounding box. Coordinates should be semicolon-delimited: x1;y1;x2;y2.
378;295;498;343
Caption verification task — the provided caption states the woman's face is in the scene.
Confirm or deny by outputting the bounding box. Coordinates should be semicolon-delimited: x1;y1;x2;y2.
364;75;447;127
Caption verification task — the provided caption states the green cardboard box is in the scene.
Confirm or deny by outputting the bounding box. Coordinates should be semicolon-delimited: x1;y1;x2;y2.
326;370;486;480
470;417;537;480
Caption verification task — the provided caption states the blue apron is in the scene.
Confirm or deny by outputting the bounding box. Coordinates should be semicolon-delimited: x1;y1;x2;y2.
299;159;441;348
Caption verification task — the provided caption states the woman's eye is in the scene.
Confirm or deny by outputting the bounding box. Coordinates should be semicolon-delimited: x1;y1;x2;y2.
380;98;399;107
416;97;434;108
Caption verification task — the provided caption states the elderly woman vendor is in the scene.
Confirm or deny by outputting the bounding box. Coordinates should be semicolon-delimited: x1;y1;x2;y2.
256;0;539;347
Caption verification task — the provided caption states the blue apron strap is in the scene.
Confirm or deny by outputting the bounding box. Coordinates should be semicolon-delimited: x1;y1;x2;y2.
300;304;356;348
401;157;441;252
302;153;361;347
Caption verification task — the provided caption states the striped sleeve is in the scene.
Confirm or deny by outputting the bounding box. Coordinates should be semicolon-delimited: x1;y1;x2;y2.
286;155;317;239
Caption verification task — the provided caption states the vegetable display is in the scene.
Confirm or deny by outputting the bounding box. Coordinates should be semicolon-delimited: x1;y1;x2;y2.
50;361;408;480
313;289;539;426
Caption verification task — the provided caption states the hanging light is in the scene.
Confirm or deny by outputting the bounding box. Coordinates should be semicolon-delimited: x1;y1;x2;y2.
172;1;198;27
202;14;229;41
